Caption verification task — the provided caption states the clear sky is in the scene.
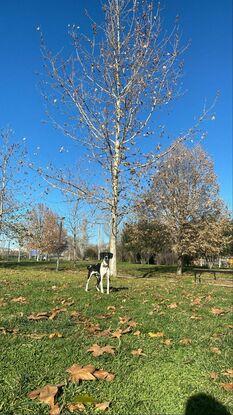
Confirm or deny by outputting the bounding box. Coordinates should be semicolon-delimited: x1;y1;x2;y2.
0;0;232;215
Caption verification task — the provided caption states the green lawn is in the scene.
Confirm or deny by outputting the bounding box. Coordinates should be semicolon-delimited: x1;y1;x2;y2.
0;261;232;414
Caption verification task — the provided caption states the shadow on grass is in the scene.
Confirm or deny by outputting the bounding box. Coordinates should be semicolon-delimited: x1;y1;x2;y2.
110;286;129;292
0;260;87;272
185;393;231;415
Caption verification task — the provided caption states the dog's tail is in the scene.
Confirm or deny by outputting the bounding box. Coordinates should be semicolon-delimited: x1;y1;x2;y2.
87;265;92;270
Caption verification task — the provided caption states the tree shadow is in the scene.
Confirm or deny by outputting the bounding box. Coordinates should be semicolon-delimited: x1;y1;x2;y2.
185;393;231;415
110;286;129;292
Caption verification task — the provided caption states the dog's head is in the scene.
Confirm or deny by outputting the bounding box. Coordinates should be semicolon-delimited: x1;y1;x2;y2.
100;252;113;261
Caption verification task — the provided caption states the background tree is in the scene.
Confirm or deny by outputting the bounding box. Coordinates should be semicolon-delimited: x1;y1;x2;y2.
0;127;27;238
121;219;169;263
38;0;214;276
27;204;67;266
141;144;229;274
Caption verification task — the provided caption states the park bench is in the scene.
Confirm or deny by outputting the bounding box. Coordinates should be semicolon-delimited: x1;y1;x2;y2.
193;268;233;284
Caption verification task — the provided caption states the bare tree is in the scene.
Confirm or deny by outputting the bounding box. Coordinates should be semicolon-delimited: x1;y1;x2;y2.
140;144;229;274
38;0;214;275
0;127;27;237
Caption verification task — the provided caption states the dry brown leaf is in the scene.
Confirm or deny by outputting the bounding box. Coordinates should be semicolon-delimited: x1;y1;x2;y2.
163;339;172;346
119;316;130;324
96;313;112;319
190;315;202;320
67;364;96;383
48;332;63;339
111;329;122;339
128;320;138;328
131;348;146;356
210;347;221;355
67;402;85;412
70;311;80;318
0;327;19;335
107;306;116;312
49;307;66;320
50;404;60;415
28;312;50;321
220;382;233;392
94;369;115;381
95;401;111;411
223;369;233;378
121;326;132;334
133;330;141;336
27;333;46;340
179;338;192;345
11;296;27;304
148;331;164;338
97;329;112;337
87;344;115;357
210;372;219;380
211;307;226;316
167;303;177;309
191;297;201;306
28;384;61;414
0;298;7;307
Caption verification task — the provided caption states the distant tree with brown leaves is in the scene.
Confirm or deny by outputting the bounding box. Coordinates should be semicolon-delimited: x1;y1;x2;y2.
141;144;229;274
27;204;67;265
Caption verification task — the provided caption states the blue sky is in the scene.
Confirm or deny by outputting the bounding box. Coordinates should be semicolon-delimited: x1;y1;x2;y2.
0;0;232;219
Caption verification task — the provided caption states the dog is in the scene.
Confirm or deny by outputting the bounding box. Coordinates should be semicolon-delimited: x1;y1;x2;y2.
85;252;113;294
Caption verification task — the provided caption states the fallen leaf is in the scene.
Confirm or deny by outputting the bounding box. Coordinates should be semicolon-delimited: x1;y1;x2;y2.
67;402;85;412
210;372;218;380
50;404;60;415
28;384;61;415
28;312;50;321
95;401;111;411
112;326;132;338
210;347;221;355
107;306;116;312
87;344;115;357
11;296;27;304
190;315;202;320
191;297;201;306
128;320;138;327
67;364;96;383
97;329;112;337
112;329;122;339
48;332;63;339
211;307;226;316
49;307;66;320
179;338;192;345
163;339;172;346
220;383;233;392
94;369;115;382
119;316;130;324
223;369;233;378
133;330;141;336
27;333;46;340
167;303;177;309
131;348;146;356
148;331;164;338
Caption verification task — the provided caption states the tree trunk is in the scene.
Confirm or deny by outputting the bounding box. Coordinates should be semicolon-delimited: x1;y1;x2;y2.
109;212;117;276
177;256;183;275
18;249;21;263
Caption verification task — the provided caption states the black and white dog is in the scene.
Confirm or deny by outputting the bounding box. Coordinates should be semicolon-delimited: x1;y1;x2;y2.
85;252;113;294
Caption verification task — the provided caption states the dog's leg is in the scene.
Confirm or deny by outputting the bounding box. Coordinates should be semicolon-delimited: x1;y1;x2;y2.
99;271;104;294
85;277;90;292
96;274;101;291
106;270;110;294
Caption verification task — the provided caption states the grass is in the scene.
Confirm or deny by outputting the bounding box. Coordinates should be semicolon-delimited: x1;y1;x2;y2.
0;260;232;414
